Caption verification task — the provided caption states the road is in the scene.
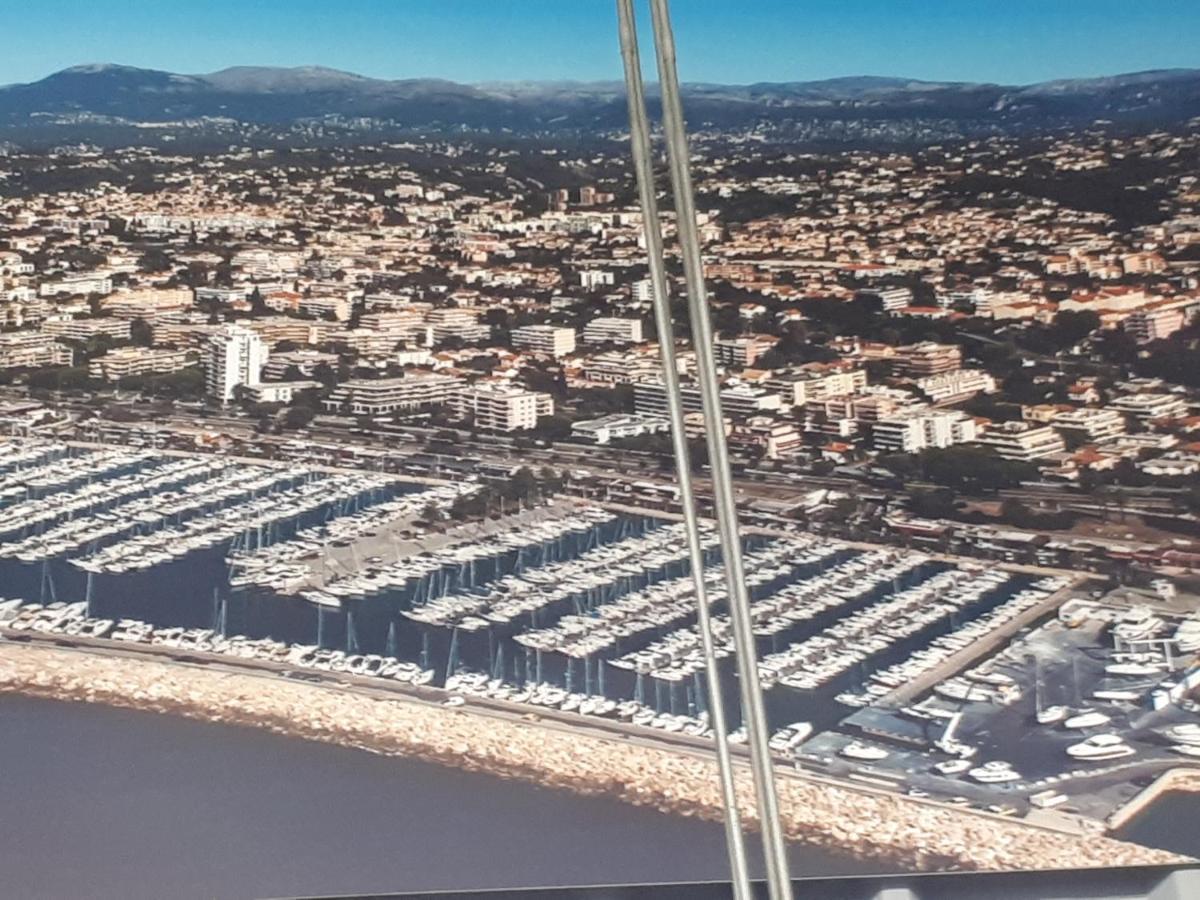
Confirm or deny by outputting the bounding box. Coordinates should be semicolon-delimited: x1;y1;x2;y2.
18;387;1190;518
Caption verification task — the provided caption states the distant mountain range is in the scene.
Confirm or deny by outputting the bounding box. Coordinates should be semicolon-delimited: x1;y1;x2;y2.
1;64;1198;135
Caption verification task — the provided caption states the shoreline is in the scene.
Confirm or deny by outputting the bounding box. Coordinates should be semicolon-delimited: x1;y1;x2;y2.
0;640;1185;874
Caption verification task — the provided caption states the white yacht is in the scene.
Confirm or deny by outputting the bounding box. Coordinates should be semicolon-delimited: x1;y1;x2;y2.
1159;723;1200;746
1112;607;1163;642
933;758;972;775
966;670;1016;687
934;678;993;703
768;722;813;752
1106;661;1166;677
1174;619;1200;653
1036;705;1069;725
840;741;889;761
1066;733;1135;761
1093;689;1142;702
1064;710;1111;729
968;761;1021;784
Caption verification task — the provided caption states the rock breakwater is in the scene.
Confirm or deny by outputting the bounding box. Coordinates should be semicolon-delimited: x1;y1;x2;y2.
0;642;1182;873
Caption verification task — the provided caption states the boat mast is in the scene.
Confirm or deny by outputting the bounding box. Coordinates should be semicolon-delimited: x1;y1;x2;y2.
1034;654;1044;716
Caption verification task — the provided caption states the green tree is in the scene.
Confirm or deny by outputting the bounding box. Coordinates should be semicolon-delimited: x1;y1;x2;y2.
1049;310;1101;349
535;414;573;441
129;318;154;347
283;406;316;429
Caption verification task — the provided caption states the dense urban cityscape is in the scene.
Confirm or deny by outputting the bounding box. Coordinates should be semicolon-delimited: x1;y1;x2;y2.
1;50;1200;894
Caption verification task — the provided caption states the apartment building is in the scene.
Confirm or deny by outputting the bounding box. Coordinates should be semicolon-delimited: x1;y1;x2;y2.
0;295;49;328
194;287;250;305
298;295;351;321
453;383;554;431
851;388;922;422
873;409;978;454
0;332;72;369
38;272;113;298
578;269;615;290
262;349;339;381
512;325;577;357
0;252;33;277
1051;407;1127;444
634;380;782;418
425;307;490;344
242;317;318;348
359;310;428;345
1121;252;1167;275
581;349;665;385
713;334;778;368
876;286;914;311
205;324;268;401
149;315;222;349
1109;393;1189;422
766;366;868;406
88;347;193;381
729;416;805;459
101;288;193;319
231;249;302;279
322;373;459;416
581;317;644;346
571;413;669;444
916;369;997;403
974;421;1066;461
42;317;132;342
240;381;320;404
1125;307;1188;343
894;342;963;377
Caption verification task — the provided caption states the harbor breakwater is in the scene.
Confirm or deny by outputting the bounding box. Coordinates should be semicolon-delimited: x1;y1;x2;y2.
0;641;1184;874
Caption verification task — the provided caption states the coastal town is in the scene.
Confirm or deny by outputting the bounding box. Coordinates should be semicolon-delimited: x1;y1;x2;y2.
1;126;1198;566
2;106;1200;873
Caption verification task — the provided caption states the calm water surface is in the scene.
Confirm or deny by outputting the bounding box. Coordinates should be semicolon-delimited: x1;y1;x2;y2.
0;696;876;899
1114;790;1200;860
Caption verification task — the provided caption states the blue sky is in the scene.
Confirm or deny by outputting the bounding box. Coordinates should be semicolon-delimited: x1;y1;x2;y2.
2;0;1197;87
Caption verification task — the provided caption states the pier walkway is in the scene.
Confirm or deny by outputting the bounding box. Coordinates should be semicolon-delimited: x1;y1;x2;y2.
877;577;1088;707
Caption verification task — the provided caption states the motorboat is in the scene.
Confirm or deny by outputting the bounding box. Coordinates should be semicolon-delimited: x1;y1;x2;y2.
1063;710;1111;729
769;722;813;752
968;761;1021;784
839;741;889;761
1159;723;1200;747
1093;689;1142;702
933;758;972;775
1066;733;1135;761
1112;607;1163;642
1106;661;1166;677
1036;705;1069;725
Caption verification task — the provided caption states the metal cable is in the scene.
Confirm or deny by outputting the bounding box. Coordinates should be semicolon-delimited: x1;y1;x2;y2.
614;2;752;897
646;1;795;897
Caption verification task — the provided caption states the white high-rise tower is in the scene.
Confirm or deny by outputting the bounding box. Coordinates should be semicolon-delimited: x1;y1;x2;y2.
205;324;267;401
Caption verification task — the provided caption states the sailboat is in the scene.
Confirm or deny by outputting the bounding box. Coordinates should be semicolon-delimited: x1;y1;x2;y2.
1034;656;1068;725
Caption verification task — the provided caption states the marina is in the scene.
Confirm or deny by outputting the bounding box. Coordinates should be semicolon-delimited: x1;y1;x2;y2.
798;597;1200;826
1;436;1198;843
